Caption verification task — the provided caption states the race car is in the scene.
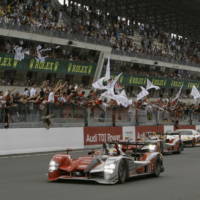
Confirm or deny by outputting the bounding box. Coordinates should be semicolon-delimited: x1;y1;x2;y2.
48;142;164;184
164;132;184;154
172;129;200;147
142;132;183;154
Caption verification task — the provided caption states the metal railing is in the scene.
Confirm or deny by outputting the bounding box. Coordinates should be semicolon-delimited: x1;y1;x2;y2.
112;49;200;68
0;103;199;128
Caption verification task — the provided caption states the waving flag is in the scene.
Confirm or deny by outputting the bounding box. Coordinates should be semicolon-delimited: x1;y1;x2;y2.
172;85;183;102
146;79;160;90
100;73;122;99
114;90;131;108
92;57;111;90
105;57;110;80
14;46;25;61
137;86;149;101
36;45;51;62
191;85;200;99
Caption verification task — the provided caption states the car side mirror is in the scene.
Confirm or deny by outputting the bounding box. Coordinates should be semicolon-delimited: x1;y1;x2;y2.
88;150;95;155
66;148;72;154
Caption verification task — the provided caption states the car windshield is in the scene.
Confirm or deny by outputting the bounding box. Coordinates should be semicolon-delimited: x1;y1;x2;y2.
167;132;179;136
178;131;193;135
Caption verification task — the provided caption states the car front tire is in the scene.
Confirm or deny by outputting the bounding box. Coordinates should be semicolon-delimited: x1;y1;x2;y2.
118;160;128;184
153;160;161;177
192;139;196;147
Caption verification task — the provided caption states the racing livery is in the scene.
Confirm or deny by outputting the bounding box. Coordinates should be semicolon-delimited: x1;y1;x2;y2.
48;142;164;184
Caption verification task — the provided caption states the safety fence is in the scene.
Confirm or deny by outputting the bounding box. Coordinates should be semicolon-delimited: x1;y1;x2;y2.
112;47;199;68
0;23;110;46
0;103;199;128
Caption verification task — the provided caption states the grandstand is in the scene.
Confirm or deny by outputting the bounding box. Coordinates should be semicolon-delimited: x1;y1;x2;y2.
0;0;199;129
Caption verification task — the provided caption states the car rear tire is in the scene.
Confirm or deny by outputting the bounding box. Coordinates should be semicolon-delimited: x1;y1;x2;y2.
176;143;181;154
192;140;196;147
181;143;184;151
118;160;128;184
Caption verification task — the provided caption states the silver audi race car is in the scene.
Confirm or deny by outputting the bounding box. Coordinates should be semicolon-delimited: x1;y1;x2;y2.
48;142;164;184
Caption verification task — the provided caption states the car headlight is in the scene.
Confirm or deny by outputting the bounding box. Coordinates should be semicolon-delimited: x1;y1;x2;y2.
104;163;116;174
49;160;59;172
148;144;156;151
184;137;191;141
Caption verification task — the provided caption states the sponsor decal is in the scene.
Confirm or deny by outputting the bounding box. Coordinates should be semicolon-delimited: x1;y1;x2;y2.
84;127;122;145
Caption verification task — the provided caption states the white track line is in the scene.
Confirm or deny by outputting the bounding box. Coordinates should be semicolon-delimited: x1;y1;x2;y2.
0;150;85;159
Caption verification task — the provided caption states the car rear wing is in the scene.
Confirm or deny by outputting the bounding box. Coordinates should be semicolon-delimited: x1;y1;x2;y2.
106;141;156;146
166;132;181;136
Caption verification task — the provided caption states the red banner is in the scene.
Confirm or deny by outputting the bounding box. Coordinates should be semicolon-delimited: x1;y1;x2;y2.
84;127;122;145
176;125;195;130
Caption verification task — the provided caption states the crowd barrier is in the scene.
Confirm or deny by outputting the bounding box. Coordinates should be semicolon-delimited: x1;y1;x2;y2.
1;103;200;128
0;124;198;156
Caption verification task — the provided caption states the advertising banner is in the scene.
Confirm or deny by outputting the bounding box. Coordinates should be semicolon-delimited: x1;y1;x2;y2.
164;125;174;133
84;127;122;145
1;52;200;88
195;125;200;131
175;125;195;130
0;53;96;75
136;125;164;139
122;126;136;141
119;74;200;89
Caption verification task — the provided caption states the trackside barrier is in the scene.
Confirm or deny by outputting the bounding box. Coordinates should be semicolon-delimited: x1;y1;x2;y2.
83;125;197;145
84;127;123;146
136;125;196;139
0;125;198;155
83;126;136;147
0;127;84;155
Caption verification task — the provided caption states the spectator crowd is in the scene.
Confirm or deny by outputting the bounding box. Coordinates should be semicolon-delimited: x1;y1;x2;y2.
0;36;199;89
0;37;98;63
110;61;197;81
0;0;199;66
0;78;200;128
0;0;199;128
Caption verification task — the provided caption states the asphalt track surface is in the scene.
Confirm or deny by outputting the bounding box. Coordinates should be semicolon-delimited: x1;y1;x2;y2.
1;147;200;200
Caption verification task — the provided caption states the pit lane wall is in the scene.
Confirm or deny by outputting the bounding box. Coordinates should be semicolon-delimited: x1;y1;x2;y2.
0;127;84;155
0;125;197;155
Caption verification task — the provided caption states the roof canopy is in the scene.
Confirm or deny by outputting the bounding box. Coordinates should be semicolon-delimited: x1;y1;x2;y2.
70;0;200;40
